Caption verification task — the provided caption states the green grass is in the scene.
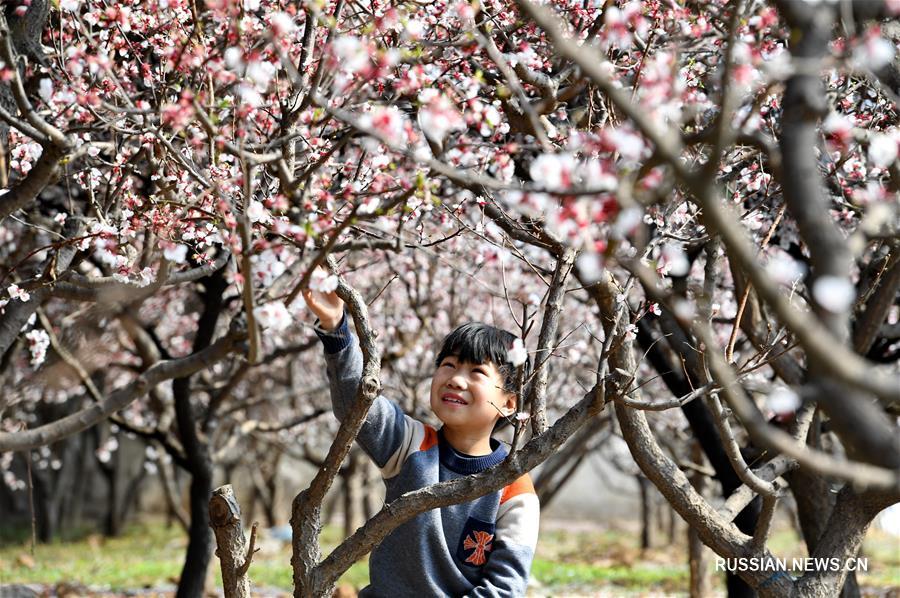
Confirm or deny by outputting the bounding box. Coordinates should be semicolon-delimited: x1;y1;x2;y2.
0;521;368;592
0;520;896;594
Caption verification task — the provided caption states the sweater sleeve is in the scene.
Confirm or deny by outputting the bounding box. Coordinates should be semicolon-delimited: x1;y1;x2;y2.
315;314;410;470
466;475;541;598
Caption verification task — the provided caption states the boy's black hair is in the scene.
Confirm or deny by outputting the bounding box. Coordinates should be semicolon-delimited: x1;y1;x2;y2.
434;322;528;394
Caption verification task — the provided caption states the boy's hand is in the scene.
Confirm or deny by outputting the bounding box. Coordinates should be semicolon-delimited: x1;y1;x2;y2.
303;288;344;332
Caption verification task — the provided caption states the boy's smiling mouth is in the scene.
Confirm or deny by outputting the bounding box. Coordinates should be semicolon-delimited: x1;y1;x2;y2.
441;392;468;405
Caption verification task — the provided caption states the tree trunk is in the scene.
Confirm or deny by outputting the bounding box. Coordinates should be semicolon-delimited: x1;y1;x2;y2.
638;474;651;551
174;267;227;598
176;457;214;598
688;443;711;598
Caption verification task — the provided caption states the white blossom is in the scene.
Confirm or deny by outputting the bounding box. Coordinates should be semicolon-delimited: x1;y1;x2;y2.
657;244;690;277
766;253;806;286
253;302;292;332
246;60;277;91
162;243;188;264
25;329;50;367
853;34;895;71
575;252;605;284
812;275;855;313
246;200;273;224
269;12;295;36
868;133;899;168
766;386;801;415
7;284;29;302
333;36;370;75
507;338;528;367
310;269;339;293
38;79;53;103
529;153;577;191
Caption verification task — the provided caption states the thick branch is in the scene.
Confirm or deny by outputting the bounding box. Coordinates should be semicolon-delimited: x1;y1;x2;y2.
0;328;244;451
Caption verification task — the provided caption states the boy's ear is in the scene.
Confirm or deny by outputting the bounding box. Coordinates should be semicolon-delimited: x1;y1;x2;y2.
498;391;517;417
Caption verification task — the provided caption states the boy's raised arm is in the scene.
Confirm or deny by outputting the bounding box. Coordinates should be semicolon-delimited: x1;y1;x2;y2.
304;288;411;470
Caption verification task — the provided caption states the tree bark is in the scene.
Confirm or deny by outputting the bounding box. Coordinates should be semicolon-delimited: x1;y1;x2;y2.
210;484;254;598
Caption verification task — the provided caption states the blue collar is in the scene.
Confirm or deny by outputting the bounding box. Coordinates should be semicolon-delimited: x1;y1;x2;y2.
438;428;508;474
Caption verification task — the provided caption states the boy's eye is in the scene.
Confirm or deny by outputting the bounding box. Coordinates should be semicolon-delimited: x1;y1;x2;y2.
473;368;487;376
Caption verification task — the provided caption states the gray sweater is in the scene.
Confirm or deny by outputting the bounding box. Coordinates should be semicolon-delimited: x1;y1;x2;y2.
317;317;539;597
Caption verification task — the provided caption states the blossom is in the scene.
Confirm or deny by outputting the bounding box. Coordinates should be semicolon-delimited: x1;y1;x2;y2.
254;302;292;332
161;242;188;264
359;105;407;146
605;128;645;162
251;249;287;286
310;269;339;293
657;244;690;277
852;30;895;71
766;386;801;415
246;60;277;91
332;36;370;75
575;252;605;284
529;153;577;191
766;253;806;286
25;329;50;367
812;276;855;313
868;132;898;168
418;89;465;146
507;338;528;367
7;284;29;302
246;200;273;224
269;12;295;36
60;0;81;11
38;79;53;103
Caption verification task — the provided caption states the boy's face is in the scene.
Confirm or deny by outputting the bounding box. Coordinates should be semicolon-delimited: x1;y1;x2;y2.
430;355;516;436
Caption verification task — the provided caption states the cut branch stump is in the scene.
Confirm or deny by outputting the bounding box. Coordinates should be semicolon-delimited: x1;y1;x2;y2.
210;484;257;598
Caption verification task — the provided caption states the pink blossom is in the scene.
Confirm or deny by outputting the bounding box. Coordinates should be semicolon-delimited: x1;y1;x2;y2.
418;89;465;145
359;105;407;146
852;28;895;71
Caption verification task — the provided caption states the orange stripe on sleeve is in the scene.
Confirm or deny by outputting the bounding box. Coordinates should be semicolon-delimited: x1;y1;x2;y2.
419;425;438;451
501;474;535;504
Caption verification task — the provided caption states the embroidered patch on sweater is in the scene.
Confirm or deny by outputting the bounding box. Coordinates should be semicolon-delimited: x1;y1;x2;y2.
457;517;495;566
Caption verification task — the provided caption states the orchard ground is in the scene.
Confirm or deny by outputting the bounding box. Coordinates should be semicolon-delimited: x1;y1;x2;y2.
1;518;897;597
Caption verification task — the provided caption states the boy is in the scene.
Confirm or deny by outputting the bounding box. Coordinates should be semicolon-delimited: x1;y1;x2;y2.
303;287;539;597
